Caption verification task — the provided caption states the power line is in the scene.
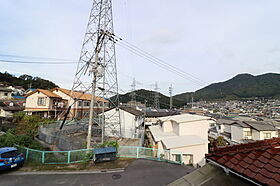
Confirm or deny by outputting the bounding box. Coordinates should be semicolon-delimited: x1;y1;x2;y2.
112;34;209;86
0;59;77;65
0;54;78;62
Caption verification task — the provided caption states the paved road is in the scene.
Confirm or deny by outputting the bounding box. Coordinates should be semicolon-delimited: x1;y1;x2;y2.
0;159;195;186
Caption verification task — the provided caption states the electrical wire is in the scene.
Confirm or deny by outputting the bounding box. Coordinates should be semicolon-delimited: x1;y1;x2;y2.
0;59;78;65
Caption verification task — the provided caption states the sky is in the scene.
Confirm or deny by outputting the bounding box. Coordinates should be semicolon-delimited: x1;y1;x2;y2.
0;0;280;96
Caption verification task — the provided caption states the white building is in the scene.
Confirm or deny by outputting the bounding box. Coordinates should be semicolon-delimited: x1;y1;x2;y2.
209;119;278;144
102;107;145;139
148;114;213;167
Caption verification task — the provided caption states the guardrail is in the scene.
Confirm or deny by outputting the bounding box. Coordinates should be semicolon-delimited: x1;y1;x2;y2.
16;146;182;165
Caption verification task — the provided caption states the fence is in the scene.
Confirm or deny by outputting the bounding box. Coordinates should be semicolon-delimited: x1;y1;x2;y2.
16;146;182;165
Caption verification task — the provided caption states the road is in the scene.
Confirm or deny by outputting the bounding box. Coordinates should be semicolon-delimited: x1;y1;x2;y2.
0;159;195;186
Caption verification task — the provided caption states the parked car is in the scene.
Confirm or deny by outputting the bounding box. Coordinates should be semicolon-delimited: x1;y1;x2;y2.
0;147;25;171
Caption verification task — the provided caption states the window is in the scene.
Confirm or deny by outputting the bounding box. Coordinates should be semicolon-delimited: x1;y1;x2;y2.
243;130;252;139
182;154;193;165
4;93;8;96
78;100;83;107
1;150;19;158
83;101;90;107
263;132;271;139
37;97;46;106
174;154;181;162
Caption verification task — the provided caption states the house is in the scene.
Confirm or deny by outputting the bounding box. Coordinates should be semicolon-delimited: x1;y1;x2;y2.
209;119;278;144
0;100;25;118
25;88;109;119
102;106;144;139
50;88;109;119
0;87;12;99
147;113;213;167
231;121;278;143
24;89;67;118
205;138;280;185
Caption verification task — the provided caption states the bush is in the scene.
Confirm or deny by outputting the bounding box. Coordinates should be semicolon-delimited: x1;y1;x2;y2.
96;141;119;148
0;130;43;150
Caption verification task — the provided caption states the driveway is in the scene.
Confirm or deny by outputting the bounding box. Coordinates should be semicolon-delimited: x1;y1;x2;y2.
0;159;195;186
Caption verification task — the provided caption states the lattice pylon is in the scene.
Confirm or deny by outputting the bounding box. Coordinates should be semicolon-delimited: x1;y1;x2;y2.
70;0;121;147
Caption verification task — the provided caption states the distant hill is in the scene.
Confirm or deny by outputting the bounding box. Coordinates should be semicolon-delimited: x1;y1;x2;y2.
117;73;280;108
175;73;280;101
0;72;59;90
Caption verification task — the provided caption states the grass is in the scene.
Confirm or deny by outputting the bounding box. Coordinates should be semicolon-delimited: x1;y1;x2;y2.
18;158;135;172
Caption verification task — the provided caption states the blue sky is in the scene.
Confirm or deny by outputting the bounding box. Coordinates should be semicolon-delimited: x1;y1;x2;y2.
1;0;280;95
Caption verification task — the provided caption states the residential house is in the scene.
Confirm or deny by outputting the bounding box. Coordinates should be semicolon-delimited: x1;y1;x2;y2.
209;119;278;144
25;88;109;119
50;88;109;119
24;89;67;118
0;100;24;118
147;114;213;167
102;106;144;139
0;87;12;99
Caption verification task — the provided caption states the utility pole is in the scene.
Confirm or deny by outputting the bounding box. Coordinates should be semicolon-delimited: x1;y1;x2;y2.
130;78;136;107
154;82;160;109
169;84;173;110
71;0;120;149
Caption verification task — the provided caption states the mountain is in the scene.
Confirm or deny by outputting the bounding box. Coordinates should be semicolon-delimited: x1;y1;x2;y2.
118;73;280;108
175;73;280;101
0;72;59;90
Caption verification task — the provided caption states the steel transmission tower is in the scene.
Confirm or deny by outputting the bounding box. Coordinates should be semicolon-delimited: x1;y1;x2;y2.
169;84;173;109
154;82;160;109
130;78;136;107
72;0;120;149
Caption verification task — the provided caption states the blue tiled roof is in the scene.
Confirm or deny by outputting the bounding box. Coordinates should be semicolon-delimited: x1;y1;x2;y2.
94;147;117;154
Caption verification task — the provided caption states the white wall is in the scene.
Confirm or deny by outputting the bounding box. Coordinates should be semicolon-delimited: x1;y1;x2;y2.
179;120;209;141
172;143;208;166
260;131;278;140
231;125;244;143
103;108;143;139
25;92;51;109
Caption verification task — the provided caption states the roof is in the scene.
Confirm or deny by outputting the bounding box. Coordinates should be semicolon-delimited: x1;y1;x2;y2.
120;107;143;116
161;135;205;149
168;163;253;186
149;125;206;148
1;106;24;111
206;138;280;185
233;121;277;131
145;110;181;118
245;121;277;131
149;125;177;142
159;113;211;123
26;89;61;98
51;88;108;103
94;147;117;154
0;147;18;154
216;119;236;125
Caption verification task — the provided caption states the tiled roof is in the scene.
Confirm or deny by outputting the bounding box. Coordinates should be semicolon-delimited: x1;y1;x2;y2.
26;89;61;98
206;138;280;186
51;88;108;103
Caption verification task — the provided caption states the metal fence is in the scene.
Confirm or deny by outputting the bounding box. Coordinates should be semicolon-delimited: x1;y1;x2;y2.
16;146;182;165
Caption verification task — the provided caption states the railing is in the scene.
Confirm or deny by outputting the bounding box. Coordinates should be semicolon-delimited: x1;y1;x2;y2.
16;146;183;165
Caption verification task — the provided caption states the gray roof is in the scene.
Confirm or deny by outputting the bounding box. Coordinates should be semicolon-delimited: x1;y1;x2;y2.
216;119;236;125
168;163;254;186
244;121;277;131
233;121;277;131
